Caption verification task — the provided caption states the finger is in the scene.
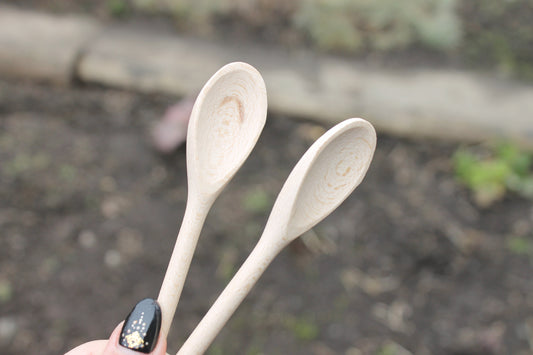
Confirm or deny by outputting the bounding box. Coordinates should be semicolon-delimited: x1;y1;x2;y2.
103;322;167;355
64;340;107;355
103;298;166;355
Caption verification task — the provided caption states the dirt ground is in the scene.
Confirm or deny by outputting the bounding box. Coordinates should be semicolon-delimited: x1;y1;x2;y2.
0;78;532;355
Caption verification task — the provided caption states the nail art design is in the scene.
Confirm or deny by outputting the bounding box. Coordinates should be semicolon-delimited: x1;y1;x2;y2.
119;298;161;353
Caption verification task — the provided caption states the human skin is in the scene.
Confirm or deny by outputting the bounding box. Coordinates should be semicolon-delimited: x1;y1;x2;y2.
65;322;168;355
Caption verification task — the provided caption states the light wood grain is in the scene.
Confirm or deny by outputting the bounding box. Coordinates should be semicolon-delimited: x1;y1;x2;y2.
157;62;267;339
177;118;376;355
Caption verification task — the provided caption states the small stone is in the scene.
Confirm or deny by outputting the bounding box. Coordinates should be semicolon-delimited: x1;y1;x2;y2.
361;274;400;296
345;348;362;355
372;301;413;334
0;317;18;342
105;249;122;268
78;230;97;249
101;196;128;219
340;269;360;291
340;268;399;295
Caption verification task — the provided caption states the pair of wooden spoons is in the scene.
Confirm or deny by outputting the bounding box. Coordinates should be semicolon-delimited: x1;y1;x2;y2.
156;62;377;354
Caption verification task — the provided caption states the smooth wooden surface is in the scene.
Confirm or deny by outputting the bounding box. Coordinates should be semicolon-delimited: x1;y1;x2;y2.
177;118;376;355
157;62;267;339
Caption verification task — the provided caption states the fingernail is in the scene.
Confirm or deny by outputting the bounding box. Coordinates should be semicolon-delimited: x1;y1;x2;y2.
119;298;162;353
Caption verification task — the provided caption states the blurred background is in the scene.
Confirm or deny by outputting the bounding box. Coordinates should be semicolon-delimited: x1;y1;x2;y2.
0;1;532;354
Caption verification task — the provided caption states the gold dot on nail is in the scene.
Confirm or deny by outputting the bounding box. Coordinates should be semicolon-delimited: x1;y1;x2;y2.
124;331;144;348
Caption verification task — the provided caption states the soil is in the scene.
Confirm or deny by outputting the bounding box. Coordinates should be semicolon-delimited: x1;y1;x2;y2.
1;3;533;354
0;78;532;355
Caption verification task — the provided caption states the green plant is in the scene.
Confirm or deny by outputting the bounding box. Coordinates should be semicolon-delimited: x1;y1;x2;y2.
59;164;77;182
283;315;319;341
4;153;50;178
133;0;236;33
375;341;412;355
0;279;12;303
507;236;532;256
375;344;395;355
293;0;461;53
453;143;533;206
293;0;363;52
108;0;129;17
242;188;271;214
207;345;224;355
246;344;264;355
132;0;461;53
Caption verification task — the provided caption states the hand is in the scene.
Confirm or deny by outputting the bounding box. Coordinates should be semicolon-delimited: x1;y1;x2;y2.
66;298;167;355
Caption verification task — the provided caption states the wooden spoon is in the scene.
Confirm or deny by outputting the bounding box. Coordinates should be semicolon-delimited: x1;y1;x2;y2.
177;118;376;354
157;62;267;338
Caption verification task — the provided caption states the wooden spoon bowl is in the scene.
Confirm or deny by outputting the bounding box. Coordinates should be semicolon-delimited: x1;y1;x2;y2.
187;63;267;197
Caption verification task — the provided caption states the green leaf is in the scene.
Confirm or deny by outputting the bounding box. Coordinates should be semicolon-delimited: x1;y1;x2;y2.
507;236;532;255
242;189;271;214
497;143;532;177
283;316;319;341
0;280;12;303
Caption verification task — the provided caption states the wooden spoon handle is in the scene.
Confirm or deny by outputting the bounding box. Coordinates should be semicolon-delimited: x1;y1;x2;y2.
177;237;281;355
158;197;211;339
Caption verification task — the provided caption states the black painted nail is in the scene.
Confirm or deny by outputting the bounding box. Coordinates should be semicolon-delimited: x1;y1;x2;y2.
119;298;161;353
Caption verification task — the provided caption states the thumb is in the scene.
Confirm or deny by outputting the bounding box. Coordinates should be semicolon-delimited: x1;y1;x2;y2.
103;298;167;355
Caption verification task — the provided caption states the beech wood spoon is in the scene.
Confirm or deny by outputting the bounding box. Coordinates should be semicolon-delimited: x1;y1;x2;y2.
177;118;376;354
157;62;267;338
